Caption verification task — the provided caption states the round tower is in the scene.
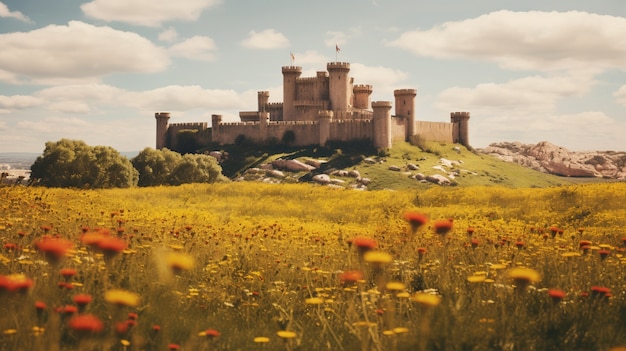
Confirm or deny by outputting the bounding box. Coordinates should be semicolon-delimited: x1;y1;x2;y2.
155;112;171;149
282;66;302;121
318;110;333;146
258;91;270;112
450;111;470;147
353;84;373;110
372;101;393;149
394;89;417;141
327;62;351;115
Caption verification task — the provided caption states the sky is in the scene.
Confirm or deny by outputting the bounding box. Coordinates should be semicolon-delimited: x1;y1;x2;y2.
1;0;626;153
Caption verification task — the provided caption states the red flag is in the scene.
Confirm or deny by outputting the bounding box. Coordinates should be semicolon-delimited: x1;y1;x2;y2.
335;44;340;53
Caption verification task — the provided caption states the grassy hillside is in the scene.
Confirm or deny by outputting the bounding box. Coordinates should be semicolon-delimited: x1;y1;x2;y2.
214;141;583;190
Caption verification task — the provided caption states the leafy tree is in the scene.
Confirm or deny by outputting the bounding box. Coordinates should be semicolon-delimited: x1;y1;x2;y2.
131;148;183;187
30;139;138;188
132;148;227;186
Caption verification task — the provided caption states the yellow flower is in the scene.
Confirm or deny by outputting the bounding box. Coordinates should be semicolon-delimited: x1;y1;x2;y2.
363;251;393;264
277;330;297;339
467;275;486;283
254;336;270;343
412;293;441;307
385;281;406;291
305;297;324;305
104;289;140;307
166;252;195;273
507;267;541;283
393;327;409;334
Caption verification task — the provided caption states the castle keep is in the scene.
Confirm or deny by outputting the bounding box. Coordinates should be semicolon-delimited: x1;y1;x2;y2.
155;62;470;150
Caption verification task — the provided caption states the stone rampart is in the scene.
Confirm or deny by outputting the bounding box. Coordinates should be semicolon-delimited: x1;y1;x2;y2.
415;121;454;143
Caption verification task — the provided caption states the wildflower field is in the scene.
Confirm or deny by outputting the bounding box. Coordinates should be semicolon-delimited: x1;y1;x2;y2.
1;182;626;351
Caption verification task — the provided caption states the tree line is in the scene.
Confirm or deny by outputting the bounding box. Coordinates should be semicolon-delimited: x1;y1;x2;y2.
30;139;227;188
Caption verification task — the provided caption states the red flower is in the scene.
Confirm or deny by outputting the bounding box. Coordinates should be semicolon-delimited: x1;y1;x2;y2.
417;247;427;255
548;289;566;303
351;237;377;253
470;239;480;249
35;237;73;263
204;329;220;338
578;240;592;248
403;212;429;232
339;270;364;286
97;236;127;259
515;240;525;249
68;314;104;334
0;274;34;293
35;301;47;311
433;219;453;236
56;305;78;315
60;268;77;280
73;294;93;307
598;249;610;260
168;344;180;350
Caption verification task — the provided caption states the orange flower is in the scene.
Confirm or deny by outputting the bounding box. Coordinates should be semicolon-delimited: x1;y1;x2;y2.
351;237;377;253
339;270;363;286
73;294;93;309
35;237;73;263
403;212;428;232
68;314;104;335
433;219;453;236
548;289;566;303
60;268;77;280
0;274;34;294
97;237;127;259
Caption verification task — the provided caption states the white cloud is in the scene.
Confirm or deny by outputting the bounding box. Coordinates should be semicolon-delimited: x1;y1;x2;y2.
159;27;178;42
121;85;245;111
0;2;31;23
81;0;222;27
389;10;626;74
0;95;43;109
436;75;594;113
241;29;289;50
169;36;216;61
0;21;169;85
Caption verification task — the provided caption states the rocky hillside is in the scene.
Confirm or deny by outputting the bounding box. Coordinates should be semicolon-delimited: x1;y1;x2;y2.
478;141;626;180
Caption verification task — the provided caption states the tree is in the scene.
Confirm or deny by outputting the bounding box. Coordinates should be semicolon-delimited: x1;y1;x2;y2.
30;139;138;188
132;148;227;186
131;148;182;187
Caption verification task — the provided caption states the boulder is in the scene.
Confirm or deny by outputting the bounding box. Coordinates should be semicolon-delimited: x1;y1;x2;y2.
388;165;402;172
312;174;331;184
348;170;361;178
407;163;419;170
426;174;451;185
272;159;316;172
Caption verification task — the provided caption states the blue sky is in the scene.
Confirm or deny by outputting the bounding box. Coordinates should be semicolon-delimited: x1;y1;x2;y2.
1;0;625;153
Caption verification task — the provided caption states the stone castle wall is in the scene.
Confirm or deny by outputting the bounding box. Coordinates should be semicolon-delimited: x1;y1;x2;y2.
414;121;455;143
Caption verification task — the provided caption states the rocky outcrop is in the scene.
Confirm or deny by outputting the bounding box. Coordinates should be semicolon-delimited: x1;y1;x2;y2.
479;141;626;179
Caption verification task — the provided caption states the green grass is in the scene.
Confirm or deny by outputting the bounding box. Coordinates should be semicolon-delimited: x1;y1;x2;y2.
215;140;590;190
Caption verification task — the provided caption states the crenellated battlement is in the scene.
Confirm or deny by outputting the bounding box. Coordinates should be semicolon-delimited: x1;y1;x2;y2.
155;112;171;118
258;91;270;97
394;89;417;96
282;66;302;74
450;111;470;119
327;62;350;71
354;84;373;92
169;122;208;130
297;76;326;83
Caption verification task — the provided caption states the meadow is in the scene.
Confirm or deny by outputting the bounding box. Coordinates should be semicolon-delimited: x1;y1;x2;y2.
1;182;626;351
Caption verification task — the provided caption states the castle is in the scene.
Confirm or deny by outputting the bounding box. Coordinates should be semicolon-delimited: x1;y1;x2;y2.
155;62;470;151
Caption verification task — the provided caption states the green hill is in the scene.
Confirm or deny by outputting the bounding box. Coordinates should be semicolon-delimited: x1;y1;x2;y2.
212;141;599;190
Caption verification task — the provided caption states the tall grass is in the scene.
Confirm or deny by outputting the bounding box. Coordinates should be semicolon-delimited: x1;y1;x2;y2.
0;182;625;350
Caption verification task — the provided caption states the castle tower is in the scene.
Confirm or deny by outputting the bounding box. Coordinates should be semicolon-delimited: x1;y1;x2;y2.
318;110;333;146
155;112;171;149
450;112;470;147
282;66;302;121
327;62;351;116
372;101;392;149
259;111;269;141
353;84;373;110
394;89;417;141
258;91;270;112
211;114;222;144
